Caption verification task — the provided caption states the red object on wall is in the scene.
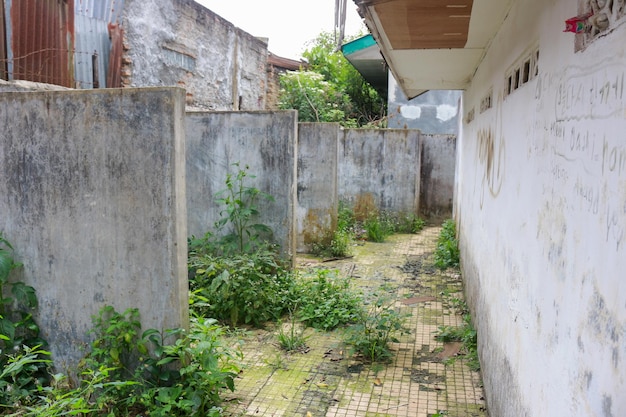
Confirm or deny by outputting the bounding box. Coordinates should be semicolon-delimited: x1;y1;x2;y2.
564;12;593;33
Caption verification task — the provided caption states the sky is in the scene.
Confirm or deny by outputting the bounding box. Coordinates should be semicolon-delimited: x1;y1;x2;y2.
195;0;366;59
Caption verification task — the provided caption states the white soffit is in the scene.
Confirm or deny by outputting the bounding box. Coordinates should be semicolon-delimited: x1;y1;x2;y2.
358;0;514;98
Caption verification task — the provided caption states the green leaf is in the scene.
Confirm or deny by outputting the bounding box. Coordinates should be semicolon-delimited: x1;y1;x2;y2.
11;282;38;309
0;249;14;283
0;316;15;342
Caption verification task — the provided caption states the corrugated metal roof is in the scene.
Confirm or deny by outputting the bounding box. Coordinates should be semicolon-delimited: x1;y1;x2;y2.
75;0;123;23
74;14;110;88
5;0;75;87
74;0;124;88
0;4;6;80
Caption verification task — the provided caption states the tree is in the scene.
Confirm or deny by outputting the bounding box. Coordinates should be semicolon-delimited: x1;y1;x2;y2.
278;32;386;127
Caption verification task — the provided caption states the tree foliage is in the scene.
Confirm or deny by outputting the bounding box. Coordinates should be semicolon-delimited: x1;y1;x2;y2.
278;31;386;127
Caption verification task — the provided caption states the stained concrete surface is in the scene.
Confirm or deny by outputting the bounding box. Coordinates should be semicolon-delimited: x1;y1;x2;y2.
222;226;486;417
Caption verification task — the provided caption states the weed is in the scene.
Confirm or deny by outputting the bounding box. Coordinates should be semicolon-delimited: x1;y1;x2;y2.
78;306;241;416
337;201;357;233
0;232;50;410
364;215;392;242
433;219;460;269
395;213;426;234
295;269;363;331
214;163;275;255
343;296;411;363
277;309;308;352
189;250;295;327
434;314;479;371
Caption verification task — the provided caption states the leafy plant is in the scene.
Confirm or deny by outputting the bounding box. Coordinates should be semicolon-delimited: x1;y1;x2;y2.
295;269;362;331
214;163;275;255
395;213;426;234
0;232;50;410
434;314;479;371
78;306;241;416
280;31;387;127
189;250;295;327
434;219;460;269
343;296;411;363
364;215;394;243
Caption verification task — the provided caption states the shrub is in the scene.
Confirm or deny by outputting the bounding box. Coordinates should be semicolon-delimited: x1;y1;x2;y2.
189;249;296;327
0;232;50;410
343;296;411;363
295;269;363;331
72;306;241;417
433;219;460;269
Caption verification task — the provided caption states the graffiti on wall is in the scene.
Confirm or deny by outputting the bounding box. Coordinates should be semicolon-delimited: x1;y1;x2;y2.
546;62;626;252
477;128;505;208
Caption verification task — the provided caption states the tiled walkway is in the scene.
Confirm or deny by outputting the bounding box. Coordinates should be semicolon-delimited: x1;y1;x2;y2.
223;226;487;417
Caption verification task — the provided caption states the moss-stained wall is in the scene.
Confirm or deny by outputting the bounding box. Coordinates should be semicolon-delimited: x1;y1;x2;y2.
0;87;188;372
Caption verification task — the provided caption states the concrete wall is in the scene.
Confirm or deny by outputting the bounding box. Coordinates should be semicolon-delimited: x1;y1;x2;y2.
123;0;268;111
387;77;461;134
338;129;421;218
455;0;626;415
420;135;456;219
186;111;298;258
0;87;188;372
296;123;339;253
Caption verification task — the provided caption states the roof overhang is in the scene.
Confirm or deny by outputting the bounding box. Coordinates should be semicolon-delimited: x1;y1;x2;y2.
341;35;388;97
354;0;513;98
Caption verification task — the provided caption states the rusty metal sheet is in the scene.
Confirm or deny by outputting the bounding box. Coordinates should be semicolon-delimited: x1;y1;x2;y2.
7;0;75;87
106;22;122;88
75;0;123;23
0;2;6;80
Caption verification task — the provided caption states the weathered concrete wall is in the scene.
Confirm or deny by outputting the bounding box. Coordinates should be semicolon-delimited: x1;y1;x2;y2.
0;87;188;372
455;0;626;415
123;0;268;111
387;78;461;134
420;134;456;219
186;111;297;258
338;129;420;218
296;123;339;253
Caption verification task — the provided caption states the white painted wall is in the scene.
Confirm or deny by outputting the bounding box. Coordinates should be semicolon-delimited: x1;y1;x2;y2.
456;0;626;415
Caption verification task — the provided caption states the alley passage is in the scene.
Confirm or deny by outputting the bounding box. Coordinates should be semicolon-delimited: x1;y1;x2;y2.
223;226;486;417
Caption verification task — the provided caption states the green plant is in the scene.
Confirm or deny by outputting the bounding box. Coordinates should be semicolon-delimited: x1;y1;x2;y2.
0;232;50;410
295;269;363;331
396;213;426;234
189;250;296;327
364;215;394;243
214;163;275;255
434;219;460;269
277;309;308;352
343;296;411;363
434;314;479;371
24;367;138;417
337;201;357;233
139;318;241;417
79;306;241;417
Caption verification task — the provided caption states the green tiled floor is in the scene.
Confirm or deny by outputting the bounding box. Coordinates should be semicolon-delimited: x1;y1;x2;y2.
223;226;487;417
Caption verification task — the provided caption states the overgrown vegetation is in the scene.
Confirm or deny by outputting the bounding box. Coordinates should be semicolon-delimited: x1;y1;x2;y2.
2;165;428;414
434;313;479;372
312;202;426;256
434;219;460;269
279;31;387;127
343;295;411;363
295;269;363;331
27;307;241;417
0;232;50;411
